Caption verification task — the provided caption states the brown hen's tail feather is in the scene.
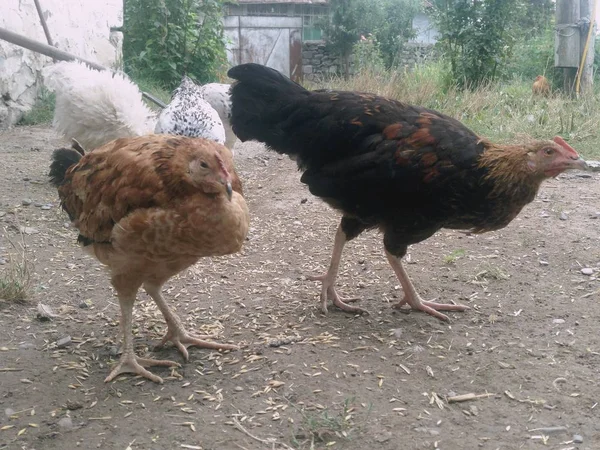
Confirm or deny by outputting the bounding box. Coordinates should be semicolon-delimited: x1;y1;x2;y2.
49;146;82;187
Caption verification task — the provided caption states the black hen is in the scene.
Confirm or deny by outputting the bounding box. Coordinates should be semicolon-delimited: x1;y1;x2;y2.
228;63;587;321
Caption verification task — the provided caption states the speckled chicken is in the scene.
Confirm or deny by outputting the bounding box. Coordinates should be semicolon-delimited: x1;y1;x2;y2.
50;135;249;382
155;76;226;145
228;63;588;321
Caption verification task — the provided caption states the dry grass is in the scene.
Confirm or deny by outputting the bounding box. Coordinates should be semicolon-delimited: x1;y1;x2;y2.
0;232;32;303
308;63;600;160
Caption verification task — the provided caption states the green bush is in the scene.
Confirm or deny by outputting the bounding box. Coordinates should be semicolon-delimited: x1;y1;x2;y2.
18;88;55;126
123;0;227;89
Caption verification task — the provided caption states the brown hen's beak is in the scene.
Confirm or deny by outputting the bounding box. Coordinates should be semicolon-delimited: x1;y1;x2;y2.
569;157;589;171
225;181;233;200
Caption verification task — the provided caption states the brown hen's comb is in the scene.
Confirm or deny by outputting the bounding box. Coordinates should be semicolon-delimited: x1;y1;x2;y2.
216;153;229;177
553;136;579;158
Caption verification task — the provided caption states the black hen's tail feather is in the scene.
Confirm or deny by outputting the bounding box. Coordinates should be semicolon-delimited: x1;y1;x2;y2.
227;63;308;147
49;146;82;187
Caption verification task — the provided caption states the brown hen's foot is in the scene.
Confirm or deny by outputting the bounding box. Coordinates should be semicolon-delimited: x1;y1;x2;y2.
104;351;179;384
308;273;367;315
393;295;469;322
158;323;239;361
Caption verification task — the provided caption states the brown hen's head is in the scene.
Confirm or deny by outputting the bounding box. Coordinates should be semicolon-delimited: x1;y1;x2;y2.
189;149;233;200
526;136;588;178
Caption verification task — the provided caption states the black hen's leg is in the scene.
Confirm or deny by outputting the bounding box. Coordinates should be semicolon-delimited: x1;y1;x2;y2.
384;230;468;322
308;216;367;314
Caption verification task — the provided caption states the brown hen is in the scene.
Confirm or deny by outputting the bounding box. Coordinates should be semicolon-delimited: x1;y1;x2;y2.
50;135;249;383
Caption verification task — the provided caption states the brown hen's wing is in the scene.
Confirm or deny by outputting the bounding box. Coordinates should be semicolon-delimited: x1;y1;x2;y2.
58;135;239;244
111;191;249;261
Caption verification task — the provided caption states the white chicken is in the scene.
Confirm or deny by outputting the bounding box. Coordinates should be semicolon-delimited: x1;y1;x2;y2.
198;83;237;150
43;62;236;151
43;61;156;150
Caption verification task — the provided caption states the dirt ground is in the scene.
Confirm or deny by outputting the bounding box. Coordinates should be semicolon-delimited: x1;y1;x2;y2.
0;125;599;450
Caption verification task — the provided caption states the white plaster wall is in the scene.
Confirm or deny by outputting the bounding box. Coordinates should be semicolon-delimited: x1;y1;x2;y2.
0;0;123;128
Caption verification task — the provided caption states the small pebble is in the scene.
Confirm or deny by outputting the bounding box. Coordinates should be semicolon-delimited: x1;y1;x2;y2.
573;434;583;444
56;336;72;348
21;199;32;206
4;408;15;418
108;346;119;357
41;204;52;210
581;268;594;276
539;260;549;266
559;212;568;221
0;258;6;265
34;203;43;207
58;416;73;430
19;342;35;350
79;300;91;309
300;198;307;204
552;318;565;324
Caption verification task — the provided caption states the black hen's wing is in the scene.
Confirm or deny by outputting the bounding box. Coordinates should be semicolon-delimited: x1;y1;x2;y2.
298;93;487;222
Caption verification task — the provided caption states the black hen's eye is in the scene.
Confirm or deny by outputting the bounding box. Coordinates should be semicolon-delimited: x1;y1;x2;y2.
200;161;209;168
544;148;554;156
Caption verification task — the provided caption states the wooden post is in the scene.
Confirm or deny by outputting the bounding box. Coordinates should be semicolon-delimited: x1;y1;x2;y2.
555;0;580;96
578;0;596;95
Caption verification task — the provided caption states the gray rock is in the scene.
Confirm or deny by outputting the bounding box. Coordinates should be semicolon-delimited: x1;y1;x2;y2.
414;427;440;435
41;204;52;210
5;408;15;418
56;336;72;348
581;268;594;276
19;342;35;350
559;212;568;221
58;416;74;430
0;258;6;265
21;199;32;206
19;226;39;235
573;434;583;443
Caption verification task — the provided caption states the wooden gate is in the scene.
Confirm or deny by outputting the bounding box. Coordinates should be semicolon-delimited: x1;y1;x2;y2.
224;16;303;82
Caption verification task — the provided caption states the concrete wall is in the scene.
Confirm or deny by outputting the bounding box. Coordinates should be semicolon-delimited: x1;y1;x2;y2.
0;0;123;128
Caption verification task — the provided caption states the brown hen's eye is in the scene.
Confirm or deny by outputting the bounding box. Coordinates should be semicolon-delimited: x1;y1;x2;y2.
544;148;554;155
200;161;209;168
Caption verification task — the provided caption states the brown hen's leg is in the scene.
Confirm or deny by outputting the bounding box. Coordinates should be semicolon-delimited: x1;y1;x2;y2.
105;292;178;384
144;283;238;361
385;251;468;322
308;223;367;315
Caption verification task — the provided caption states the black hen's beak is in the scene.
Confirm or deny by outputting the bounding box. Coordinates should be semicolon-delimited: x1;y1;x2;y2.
226;181;233;200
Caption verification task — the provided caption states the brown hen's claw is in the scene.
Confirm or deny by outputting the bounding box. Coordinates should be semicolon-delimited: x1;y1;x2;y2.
158;324;238;361
104;351;179;384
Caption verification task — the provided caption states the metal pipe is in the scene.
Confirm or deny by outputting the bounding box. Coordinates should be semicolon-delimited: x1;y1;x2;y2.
0;26;166;108
32;0;54;47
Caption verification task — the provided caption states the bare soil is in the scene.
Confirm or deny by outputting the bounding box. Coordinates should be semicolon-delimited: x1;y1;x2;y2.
0;125;599;450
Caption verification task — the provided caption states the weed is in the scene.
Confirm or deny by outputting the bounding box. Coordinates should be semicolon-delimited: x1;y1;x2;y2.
291;398;357;448
444;249;466;264
18;88;55;126
0;232;32;303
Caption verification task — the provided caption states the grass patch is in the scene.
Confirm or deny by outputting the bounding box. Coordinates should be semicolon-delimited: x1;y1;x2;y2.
311;63;600;160
291;398;359;448
18;88;55;126
444;249;466;264
130;75;172;110
0;234;32;303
